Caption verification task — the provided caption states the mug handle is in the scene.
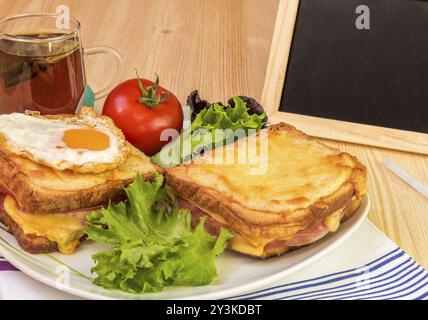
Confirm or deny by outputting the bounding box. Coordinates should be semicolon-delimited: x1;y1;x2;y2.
83;46;124;100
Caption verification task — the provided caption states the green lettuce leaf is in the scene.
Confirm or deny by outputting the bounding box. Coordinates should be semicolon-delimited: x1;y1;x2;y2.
152;96;267;168
192;97;267;131
85;173;233;294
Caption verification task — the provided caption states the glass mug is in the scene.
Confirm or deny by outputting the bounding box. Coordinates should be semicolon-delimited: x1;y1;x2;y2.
0;13;123;115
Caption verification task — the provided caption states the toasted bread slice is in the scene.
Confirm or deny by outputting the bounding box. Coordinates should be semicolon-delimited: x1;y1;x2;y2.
166;123;367;242
0;144;154;214
0;144;155;254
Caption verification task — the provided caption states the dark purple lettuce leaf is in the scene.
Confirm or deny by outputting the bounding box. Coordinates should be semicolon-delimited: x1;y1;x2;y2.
186;90;211;120
228;96;266;117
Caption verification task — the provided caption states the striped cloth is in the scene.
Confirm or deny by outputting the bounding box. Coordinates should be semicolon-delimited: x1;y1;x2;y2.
226;221;428;300
1;220;427;300
228;248;428;300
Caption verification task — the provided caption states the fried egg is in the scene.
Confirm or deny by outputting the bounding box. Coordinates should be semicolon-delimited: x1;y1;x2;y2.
0;108;129;173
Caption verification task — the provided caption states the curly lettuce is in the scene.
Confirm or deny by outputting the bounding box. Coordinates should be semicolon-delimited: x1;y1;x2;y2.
152;96;267;168
85;173;233;294
192;97;267;131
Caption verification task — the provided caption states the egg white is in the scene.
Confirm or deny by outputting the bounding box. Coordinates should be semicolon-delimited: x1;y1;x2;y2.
0;110;129;173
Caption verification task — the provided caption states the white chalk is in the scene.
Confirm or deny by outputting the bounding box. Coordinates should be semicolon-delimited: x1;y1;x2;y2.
383;160;428;200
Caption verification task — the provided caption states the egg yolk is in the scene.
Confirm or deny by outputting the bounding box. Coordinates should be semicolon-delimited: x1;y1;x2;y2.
62;128;110;151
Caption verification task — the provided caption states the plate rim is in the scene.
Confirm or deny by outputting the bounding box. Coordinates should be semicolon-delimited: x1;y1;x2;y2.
0;196;370;300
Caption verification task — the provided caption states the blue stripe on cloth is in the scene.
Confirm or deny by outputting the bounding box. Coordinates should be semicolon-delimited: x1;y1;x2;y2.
383;278;428;300
394;280;428;300
296;256;417;299
228;248;401;300
322;265;425;300
279;257;415;300
233;249;405;300
361;275;428;300
415;291;428;300
359;274;428;300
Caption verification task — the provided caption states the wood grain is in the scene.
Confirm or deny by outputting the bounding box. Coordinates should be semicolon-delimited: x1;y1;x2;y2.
276;112;428;156
264;0;428;267
0;0;278;109
324;137;428;269
1;0;427;269
261;0;299;115
274;112;428;155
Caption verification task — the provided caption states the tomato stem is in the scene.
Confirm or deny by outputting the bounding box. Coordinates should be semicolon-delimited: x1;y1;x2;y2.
134;69;169;108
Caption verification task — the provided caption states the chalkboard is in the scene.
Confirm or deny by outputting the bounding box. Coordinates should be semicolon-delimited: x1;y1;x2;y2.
280;0;428;134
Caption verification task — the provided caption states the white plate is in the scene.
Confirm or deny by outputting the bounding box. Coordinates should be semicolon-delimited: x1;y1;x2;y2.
0;197;369;300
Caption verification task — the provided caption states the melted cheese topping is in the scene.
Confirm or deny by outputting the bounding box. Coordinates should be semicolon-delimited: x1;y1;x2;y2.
3;196;87;254
181;129;354;213
9;146;153;191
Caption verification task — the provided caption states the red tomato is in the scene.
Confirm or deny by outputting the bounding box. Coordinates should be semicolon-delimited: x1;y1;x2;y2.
103;75;183;156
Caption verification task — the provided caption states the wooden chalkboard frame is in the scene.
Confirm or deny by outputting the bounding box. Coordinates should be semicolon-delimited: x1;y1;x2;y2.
261;0;428;155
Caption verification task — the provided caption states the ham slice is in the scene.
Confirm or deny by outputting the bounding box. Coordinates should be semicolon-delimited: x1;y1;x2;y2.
264;221;329;251
0;191;100;216
178;197;342;249
177;198;223;236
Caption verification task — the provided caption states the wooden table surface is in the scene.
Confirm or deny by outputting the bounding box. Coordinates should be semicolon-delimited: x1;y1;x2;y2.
1;0;427;268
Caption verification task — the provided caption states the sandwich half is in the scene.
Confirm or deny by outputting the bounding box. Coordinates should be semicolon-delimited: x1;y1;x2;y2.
0;109;154;254
166;123;367;258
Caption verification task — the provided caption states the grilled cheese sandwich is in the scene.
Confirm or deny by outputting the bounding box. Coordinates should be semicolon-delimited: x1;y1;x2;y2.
167;123;367;258
0;110;155;254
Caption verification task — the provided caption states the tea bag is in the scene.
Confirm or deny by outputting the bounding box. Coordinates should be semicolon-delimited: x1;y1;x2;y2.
0;36;72;88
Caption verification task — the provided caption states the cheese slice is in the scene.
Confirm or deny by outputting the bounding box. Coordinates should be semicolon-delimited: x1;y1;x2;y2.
240;233;275;247
201;209;274;257
3;195;87;254
323;208;342;232
229;235;270;257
